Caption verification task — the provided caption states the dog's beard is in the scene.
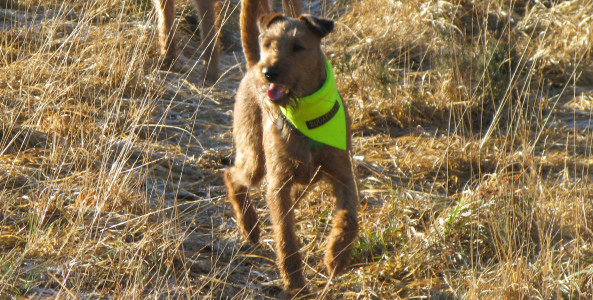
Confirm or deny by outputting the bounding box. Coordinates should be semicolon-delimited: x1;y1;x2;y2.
259;87;300;131
285;78;303;110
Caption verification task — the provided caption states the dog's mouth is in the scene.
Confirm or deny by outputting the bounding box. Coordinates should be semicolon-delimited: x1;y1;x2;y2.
267;83;290;102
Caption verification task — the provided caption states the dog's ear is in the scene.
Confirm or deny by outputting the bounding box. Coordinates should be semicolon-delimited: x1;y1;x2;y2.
299;14;334;38
258;13;285;31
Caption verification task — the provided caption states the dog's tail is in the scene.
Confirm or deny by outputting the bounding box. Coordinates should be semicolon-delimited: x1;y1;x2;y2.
241;0;304;68
240;0;269;68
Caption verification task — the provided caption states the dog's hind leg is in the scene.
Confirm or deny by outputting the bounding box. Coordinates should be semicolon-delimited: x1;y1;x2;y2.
224;94;265;244
322;151;359;276
224;166;262;244
193;0;220;82
153;0;179;62
224;157;263;244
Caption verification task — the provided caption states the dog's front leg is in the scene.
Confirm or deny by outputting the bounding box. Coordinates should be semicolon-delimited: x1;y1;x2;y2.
266;175;307;297
262;119;310;296
323;152;359;276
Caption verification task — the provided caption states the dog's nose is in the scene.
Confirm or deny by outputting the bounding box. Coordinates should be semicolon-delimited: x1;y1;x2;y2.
262;66;280;82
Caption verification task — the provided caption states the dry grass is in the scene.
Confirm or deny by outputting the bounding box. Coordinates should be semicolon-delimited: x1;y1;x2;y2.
1;0;592;298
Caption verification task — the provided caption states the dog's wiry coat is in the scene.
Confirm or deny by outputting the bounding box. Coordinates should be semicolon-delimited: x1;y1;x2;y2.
224;0;359;296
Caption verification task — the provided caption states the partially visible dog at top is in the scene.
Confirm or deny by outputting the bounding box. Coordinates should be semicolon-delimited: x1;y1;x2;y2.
151;0;303;82
224;0;359;297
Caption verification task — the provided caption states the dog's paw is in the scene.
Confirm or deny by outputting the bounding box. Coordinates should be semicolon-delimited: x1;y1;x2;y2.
161;54;193;73
281;287;313;300
202;64;220;84
239;207;260;244
324;246;352;276
324;210;357;275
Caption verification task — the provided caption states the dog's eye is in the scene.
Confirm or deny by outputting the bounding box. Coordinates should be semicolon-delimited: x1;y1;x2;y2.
292;44;305;52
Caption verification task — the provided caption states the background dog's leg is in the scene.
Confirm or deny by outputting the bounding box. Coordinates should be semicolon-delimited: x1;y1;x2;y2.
323;152;359;276
153;0;179;63
266;178;307;296
282;0;303;18
193;0;220;82
224;167;261;244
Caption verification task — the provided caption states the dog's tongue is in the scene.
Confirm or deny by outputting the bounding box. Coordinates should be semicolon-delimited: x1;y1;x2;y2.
267;83;287;101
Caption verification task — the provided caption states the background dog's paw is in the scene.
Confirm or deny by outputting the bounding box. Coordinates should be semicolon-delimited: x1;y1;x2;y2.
160;54;219;84
161;53;193;72
202;64;220;84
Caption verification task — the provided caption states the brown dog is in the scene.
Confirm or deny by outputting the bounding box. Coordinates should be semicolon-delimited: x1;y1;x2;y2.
224;0;358;296
152;0;303;82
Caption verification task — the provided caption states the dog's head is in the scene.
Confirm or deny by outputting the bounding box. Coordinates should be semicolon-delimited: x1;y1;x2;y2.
256;13;334;107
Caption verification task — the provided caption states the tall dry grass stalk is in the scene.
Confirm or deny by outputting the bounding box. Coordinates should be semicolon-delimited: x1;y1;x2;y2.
1;0;592;298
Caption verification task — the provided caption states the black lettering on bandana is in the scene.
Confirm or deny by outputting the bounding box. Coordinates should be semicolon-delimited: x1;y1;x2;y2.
306;100;339;130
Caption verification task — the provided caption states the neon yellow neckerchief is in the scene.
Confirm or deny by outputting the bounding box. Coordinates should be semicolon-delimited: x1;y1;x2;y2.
279;59;347;150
